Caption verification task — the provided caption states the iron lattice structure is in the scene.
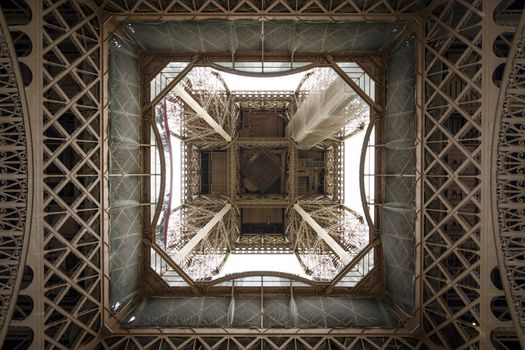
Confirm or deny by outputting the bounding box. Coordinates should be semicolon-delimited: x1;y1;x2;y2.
494;8;525;342
94;0;428;18
421;1;484;347
0;7;32;346
149;66;367;281
0;1;523;350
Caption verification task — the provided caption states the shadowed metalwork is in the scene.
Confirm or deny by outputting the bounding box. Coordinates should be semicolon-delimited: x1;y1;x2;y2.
0;1;523;349
0;5;32;347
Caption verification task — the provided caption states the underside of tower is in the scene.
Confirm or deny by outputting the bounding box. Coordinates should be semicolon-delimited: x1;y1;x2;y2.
0;1;525;349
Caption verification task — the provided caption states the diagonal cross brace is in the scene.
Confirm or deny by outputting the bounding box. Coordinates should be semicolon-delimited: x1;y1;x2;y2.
173;204;232;265
293;204;352;265
173;85;232;142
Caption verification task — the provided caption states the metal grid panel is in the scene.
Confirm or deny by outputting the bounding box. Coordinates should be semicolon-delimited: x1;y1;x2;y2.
124;22;407;54
108;34;142;313
119;296;400;328
382;37;416;316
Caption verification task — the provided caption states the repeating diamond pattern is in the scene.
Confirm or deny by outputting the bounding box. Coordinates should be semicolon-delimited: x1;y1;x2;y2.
95;0;429;15
41;1;102;348
422;1;483;348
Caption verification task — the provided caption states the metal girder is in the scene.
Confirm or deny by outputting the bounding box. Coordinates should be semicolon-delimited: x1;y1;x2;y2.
94;0;426;22
0;7;33;347
418;1;510;349
173;85;232;142
492;6;525;346
99;334;426;349
326;55;382;113
172;204;232;265
293;204;352;265
148;56;199;109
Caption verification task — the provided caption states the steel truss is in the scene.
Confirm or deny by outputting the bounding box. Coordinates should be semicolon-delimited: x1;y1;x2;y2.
0;1;106;349
181;143;198;200
286;198;374;282
298;201;369;256
94;0;427;20
144;56;381;289
1;1;523;349
169;200;235;280
286;204;343;280
99;334;426;350
493;6;525;346
420;1;523;348
324;141;344;202
178;67;236;138
165;86;230;149
421;1;484;347
0;5;32;346
232;91;294;112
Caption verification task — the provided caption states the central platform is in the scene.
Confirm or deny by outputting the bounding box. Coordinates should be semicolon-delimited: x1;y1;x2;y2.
229;137;296;207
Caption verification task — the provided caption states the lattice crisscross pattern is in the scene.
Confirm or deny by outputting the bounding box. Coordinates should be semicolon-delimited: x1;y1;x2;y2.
95;0;428;16
422;0;483;347
4;0;525;349
41;0;102;348
101;334;425;350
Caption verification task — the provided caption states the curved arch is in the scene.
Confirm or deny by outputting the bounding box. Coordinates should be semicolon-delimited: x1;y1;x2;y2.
492;8;525;346
358;118;378;234
0;7;33;346
206;60;321;78
203;271;322;289
149;103;169;240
